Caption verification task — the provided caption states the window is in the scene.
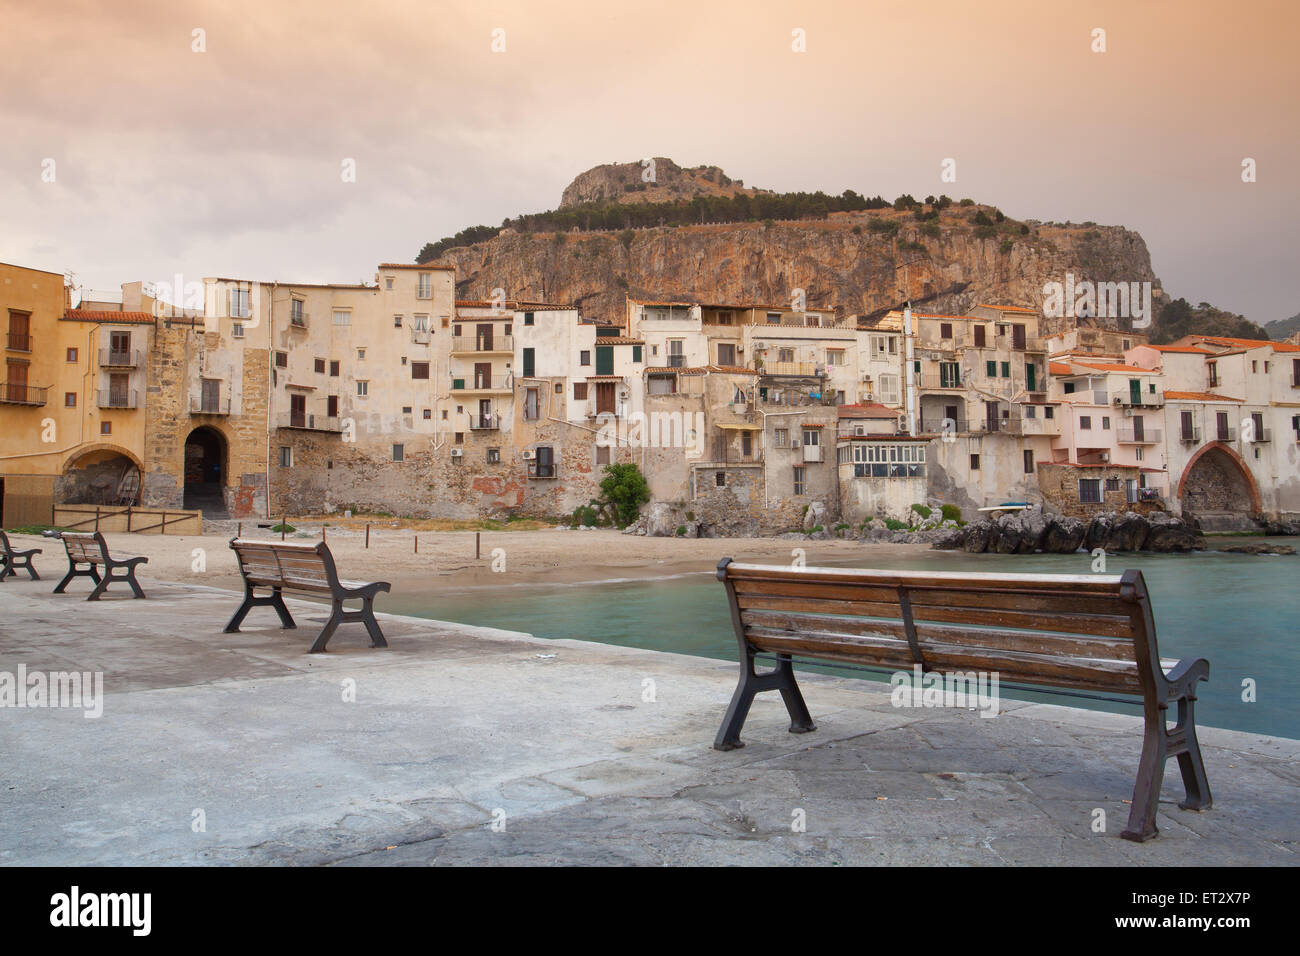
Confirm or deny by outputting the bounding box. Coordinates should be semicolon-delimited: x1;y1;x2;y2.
554;382;563;394
580;350;590;366
332;309;350;326
802;428;820;448
402;406;412;415
423;409;431;420
64;392;77;407
455;432;464;443
100;422;111;435
229;288;251;318
524;387;540;421
847;442;927;479
357;349;365;360
778;347;794;363
1044;406;1054;419
940;323;952;339
533;446;554;478
66;348;77;362
1136;448;1144;461
826;349;845;366
401;357;407;365
524;312;535;326
1122;339;1131;350
595;445;611;465
1208;362;1218;387
279;446;292;467
1080;416;1092;429
1079;478;1102;503
1105;478;1121;492
939;361;961;388
1025;405;1036;419
1102;416;1111;429
392;444;404;462
394;315;404;328
878;374;899;405
523;348;535;377
329;360;339;377
411;362;430;380
632;345;643;363
290;299;305;327
275;351;287;368
669;341;686;368
413;314;429;331
357;381;368;396
1063;381;1075;394
767;311;781;324
574;382;588;400
385;277;394;290
717;343;736;366
487;448;500;464
314;358;325;373
442;410;448;420
970;453;980;470
327;395;339;417
774;428;788;447
1000;361;1010;378
232;322;245;339
793;466;806;495
986;360;997;377
1023;450;1034;474
417;273;432;299
715;471;726;487
973;325;986;348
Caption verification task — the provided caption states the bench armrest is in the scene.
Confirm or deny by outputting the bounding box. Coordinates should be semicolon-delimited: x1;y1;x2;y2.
338;580;390;598
1163;656;1209;697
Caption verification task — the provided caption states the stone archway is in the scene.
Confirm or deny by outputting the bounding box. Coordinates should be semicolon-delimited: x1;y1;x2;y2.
57;445;143;506
183;425;229;517
1178;442;1261;517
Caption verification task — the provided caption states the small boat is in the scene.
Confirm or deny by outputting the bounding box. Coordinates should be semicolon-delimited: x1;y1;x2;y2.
977;501;1030;514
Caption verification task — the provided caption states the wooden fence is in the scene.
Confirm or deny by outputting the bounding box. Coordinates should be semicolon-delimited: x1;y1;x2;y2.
53;505;202;535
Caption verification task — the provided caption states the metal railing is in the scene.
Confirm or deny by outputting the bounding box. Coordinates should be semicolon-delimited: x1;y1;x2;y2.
451;375;513;390
190;396;231;415
99;348;141;368
289;310;309;328
451;335;513;352
1113;390;1164;406
275;411;341;432
470;414;500;430
6;332;32;351
1214;426;1236;442
1117;427;1162;443
762;362;821;377
0;382;46;405
98;389;138;409
1179;427;1202;443
917;374;964;389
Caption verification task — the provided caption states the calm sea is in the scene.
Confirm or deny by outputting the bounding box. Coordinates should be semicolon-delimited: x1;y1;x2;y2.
387;543;1299;740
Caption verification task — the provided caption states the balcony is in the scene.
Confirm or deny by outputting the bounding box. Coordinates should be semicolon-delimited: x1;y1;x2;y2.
470;413;500;430
98;389;138;409
1008;415;1062;437
99;348;141;368
1214;426;1237;442
0;383;46;406
1179;427;1202;443
527;461;557;479
289;311;309;329
917;373;964;390
918;417;968;434
1117;427;1162;444
451;375;513;393
1112;389;1164;408
190;396;231;415
275;411;342;433
451;335;513;354
1251;427;1272;443
762;362;822;377
6;332;32;352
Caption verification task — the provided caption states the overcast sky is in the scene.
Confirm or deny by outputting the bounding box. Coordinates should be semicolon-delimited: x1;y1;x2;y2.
2;0;1296;322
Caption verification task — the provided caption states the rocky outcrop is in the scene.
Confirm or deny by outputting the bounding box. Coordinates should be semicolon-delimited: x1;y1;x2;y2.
431;161;1165;328
560;158;763;208
934;510;1202;554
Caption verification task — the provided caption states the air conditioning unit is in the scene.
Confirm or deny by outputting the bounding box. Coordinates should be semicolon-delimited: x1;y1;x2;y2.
755;342;766;351
450;448;463;458
736;345;744;353
522;449;535;460
1122;407;1133;417
1099;452;1110;463
791;440;801;449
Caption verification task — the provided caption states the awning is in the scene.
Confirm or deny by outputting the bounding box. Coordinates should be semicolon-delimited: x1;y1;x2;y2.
716;423;761;431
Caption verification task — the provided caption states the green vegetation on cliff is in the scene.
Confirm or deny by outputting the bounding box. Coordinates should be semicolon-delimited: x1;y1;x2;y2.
1150;298;1269;344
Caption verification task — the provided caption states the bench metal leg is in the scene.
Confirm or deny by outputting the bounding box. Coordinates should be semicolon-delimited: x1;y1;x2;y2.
224;586;295;633
714;653;817;751
1121;717;1167;842
1173;695;1212;812
54;564;99;594
1121;687;1213;842
310;600;345;653
361;596;387;648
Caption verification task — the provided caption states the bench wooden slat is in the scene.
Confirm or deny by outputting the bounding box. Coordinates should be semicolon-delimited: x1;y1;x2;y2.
724;563;1129;594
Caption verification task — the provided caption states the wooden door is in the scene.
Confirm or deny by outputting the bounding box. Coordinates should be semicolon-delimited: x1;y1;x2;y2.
596;382;616;414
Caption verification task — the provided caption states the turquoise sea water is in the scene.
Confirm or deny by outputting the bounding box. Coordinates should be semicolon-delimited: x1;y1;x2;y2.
386;544;1300;740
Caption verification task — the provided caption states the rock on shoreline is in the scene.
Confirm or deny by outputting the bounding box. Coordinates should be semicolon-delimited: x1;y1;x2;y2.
938;509;1205;554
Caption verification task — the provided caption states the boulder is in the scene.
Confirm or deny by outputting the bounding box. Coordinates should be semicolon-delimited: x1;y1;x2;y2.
1219;542;1296;554
1143;512;1199;552
802;501;827;531
962;520;994;553
645;502;679;537
1084;512;1115;551
992;513;1023;554
1015;508;1050;553
1106;511;1151;552
1042;516;1087;553
930;528;967;550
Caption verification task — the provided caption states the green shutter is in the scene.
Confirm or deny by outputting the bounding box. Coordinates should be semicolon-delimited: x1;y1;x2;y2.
986;360;996;377
596;346;614;375
1001;361;1010;378
523;348;535;377
632;345;642;362
1026;364;1036;391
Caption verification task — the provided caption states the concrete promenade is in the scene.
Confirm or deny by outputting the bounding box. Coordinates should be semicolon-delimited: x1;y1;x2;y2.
0;576;1295;866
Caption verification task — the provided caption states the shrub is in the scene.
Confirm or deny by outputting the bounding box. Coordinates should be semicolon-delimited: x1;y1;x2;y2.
959;198;975;206
867;217;900;237
619;228;635;249
884;518;909;531
271;523;295;533
973;211;993;226
999;238;1014;255
675;525;687;537
810;525;824;533
571;504;598;528
599;463;651;527
940;504;963;524
910;504;932;518
851;225;862;235
835;523;850;531
922;221;941;238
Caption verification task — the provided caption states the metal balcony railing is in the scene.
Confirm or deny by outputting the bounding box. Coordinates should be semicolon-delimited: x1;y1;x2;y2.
6;332;32;351
451;335;513;353
98;389;138;409
451;375;513;391
1179;427;1202;443
275;411;341;432
0;382;46;405
1214;426;1237;442
470;414;500;430
190;396;231;415
99;348;141;368
1117;427;1162;444
762;361;821;377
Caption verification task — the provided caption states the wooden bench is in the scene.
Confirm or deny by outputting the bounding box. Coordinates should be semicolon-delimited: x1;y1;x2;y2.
0;529;42;582
713;559;1212;842
226;538;391;653
53;531;147;600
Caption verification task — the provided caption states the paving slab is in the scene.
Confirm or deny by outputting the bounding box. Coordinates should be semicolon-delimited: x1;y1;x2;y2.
0;576;1295;865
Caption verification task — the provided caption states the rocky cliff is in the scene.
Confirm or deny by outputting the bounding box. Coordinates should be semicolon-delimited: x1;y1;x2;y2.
559;157;767;208
433;161;1165;329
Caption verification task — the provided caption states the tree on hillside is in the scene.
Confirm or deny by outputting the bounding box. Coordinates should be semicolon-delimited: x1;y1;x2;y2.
599;463;651;528
1150;298;1270;344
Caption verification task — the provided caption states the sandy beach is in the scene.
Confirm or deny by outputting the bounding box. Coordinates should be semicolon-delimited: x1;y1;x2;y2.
3;527;930;594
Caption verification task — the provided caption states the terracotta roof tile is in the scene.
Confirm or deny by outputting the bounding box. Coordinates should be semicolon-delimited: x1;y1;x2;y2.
63;310;154;323
1163;391;1244;402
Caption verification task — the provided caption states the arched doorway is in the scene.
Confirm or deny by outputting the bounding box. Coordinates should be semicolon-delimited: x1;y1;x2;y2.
184;426;228;517
57;447;142;506
1178;443;1260;523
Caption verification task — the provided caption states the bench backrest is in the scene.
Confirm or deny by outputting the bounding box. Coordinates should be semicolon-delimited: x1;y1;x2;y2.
229;538;340;593
0;529;13;554
62;532;108;563
717;560;1163;697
